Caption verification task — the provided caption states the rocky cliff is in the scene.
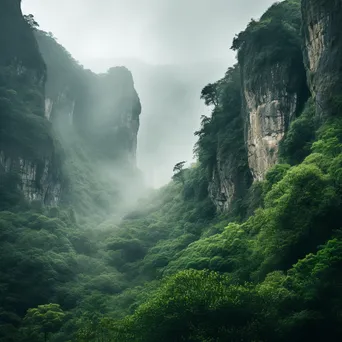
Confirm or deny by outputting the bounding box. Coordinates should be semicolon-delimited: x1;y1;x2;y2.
302;0;342;118
35;30;141;166
237;0;308;181
35;30;142;212
0;3;141;209
206;0;342;212
208;153;251;212
0;0;60;205
241;64;305;181
79;67;141;165
204;0;312;211
197;66;251;213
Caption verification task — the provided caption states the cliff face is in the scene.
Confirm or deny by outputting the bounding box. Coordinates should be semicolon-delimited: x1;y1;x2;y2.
205;0;311;212
35;30;141;166
238;0;307;182
79;67;141;165
208;158;236;212
197;66;252;212
208;155;250;212
0;0;44;82
0;5;141;209
242;64;305;181
207;0;342;212
0;0;60;205
302;0;342;118
34;30;142;212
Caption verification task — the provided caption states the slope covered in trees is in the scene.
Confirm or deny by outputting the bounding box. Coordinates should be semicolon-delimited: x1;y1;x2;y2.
1;0;342;341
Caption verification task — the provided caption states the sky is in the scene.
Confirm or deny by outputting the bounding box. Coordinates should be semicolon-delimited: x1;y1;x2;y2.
22;0;277;187
22;0;276;66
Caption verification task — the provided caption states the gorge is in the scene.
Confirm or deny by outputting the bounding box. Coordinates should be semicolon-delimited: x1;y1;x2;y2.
1;0;342;341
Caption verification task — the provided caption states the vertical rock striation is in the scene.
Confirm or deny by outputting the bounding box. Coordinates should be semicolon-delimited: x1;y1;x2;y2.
208;155;250;212
242;64;301;181
0;0;61;205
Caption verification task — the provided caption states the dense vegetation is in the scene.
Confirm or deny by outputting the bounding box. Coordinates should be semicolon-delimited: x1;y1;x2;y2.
2;0;342;341
232;0;302;81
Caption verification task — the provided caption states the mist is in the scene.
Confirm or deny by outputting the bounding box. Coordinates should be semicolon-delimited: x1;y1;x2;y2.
22;0;276;187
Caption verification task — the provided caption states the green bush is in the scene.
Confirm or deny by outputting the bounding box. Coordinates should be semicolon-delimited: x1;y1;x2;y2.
280;100;316;164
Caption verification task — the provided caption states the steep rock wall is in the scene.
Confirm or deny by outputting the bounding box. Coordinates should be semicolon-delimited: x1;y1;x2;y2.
235;0;308;181
0;0;61;205
35;30;141;166
302;0;342;118
209;156;250;212
79;67;141;165
33;30;142;211
198;66;252;212
0;3;141;208
242;64;301;181
205;0;310;212
208;158;235;213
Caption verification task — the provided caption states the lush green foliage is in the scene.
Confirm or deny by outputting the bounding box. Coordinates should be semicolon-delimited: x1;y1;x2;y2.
21;304;65;342
0;164;216;341
280;99;317;164
5;114;336;342
196;66;243;170
232;0;302;76
105;270;271;342
95;124;342;341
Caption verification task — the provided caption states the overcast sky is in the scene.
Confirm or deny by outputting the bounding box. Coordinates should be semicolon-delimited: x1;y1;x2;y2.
22;0;276;66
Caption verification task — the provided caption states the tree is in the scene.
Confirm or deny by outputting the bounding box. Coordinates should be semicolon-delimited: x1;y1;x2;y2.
24;14;39;30
172;161;186;185
104;270;271;342
23;304;65;342
200;83;219;107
